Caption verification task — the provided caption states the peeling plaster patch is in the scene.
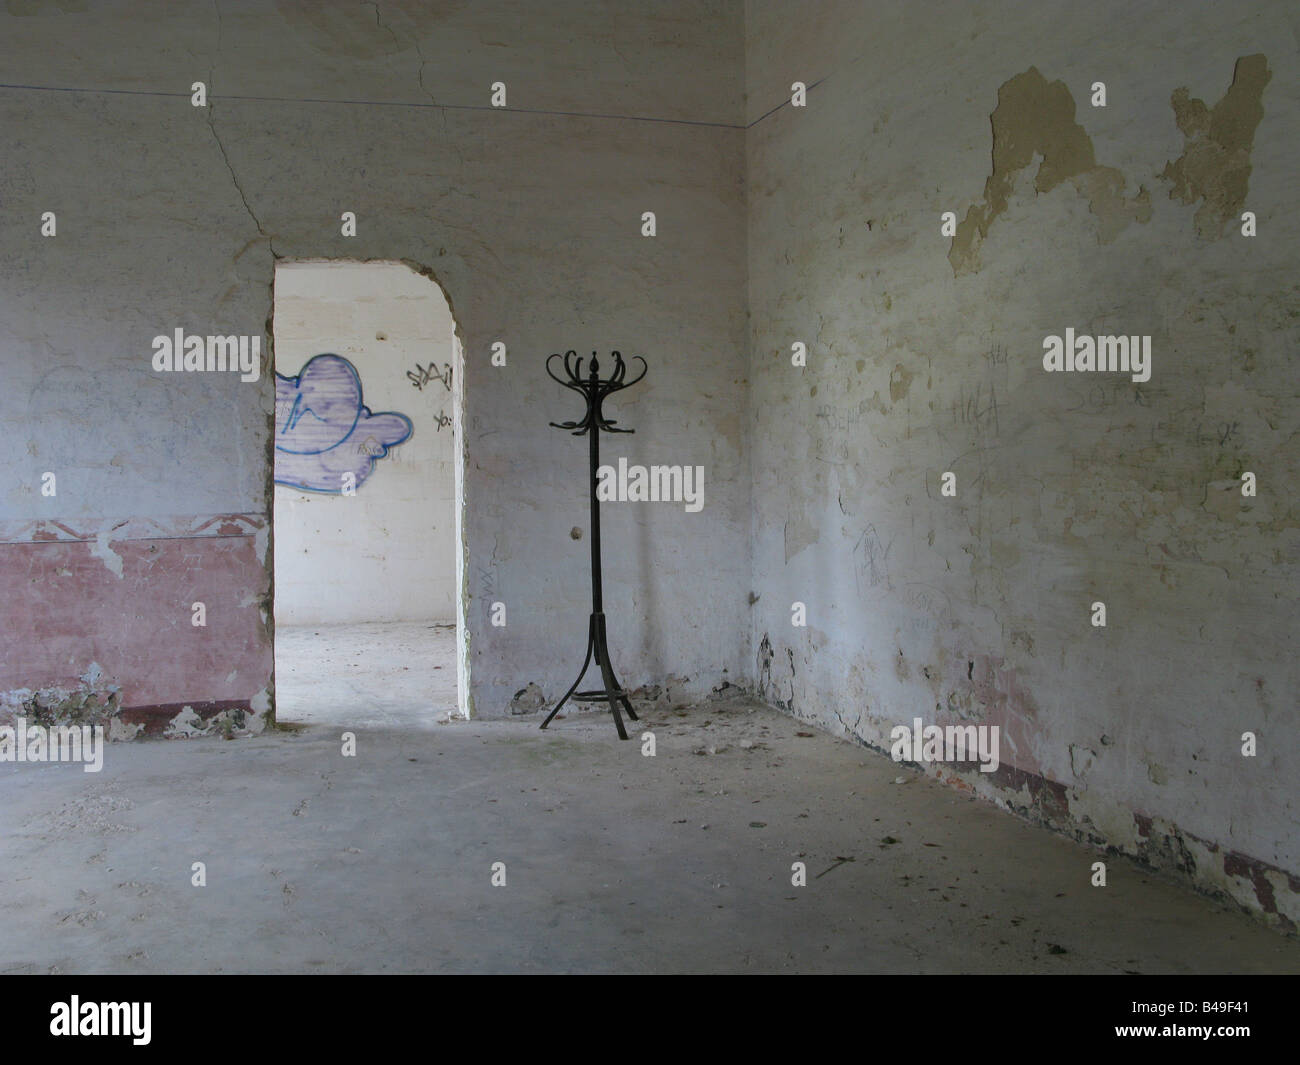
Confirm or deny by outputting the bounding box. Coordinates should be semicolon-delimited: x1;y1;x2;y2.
253;521;271;568
1068;743;1096;780
90;530;124;579
661;674;693;706
109;718;144;742
1073;165;1153;243
0;688;34;717
1258;868;1300;930
164;706;207;739
1;673;122;729
755;683;1299;928
949;67;1150;275
1066;787;1140;852
163;704;252;739
1130;816;1299;934
962;760;1072;825
888;362;915;403
1161;54;1271;240
939;654;1037;775
628;682;664;703
755;633;775;703
508;681;546;715
250;687;272;732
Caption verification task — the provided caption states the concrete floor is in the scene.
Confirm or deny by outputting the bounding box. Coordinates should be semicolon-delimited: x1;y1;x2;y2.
275;621;457;729
1;691;1297;974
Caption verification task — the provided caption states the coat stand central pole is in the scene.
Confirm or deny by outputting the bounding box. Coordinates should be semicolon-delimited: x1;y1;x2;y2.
539;349;647;740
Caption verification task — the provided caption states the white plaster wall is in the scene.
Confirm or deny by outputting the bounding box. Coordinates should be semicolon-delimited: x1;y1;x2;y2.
744;0;1300;922
0;1;750;720
273;261;456;626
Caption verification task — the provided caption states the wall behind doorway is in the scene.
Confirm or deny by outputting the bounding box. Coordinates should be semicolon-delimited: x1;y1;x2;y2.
273;261;457;626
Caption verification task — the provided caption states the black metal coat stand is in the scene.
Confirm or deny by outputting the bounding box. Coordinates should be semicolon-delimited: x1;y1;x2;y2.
540;349;647;740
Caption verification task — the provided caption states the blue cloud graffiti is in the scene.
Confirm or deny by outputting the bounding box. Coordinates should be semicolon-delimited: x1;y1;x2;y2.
274;354;413;493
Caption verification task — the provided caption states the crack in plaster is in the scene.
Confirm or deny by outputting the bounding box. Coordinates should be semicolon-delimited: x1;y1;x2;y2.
365;0;448;133
206;0;279;259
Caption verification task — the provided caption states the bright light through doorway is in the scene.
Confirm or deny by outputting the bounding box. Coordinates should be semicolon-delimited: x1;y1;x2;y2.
271;261;464;729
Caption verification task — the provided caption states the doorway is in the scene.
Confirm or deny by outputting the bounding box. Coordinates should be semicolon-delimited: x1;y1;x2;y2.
271;260;465;729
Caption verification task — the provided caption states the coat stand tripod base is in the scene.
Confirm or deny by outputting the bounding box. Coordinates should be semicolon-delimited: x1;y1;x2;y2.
538;349;647;740
539;612;638;740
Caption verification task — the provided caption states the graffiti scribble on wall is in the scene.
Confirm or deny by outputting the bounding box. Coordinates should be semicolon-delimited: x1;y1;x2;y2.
274;354;413;493
407;361;452;392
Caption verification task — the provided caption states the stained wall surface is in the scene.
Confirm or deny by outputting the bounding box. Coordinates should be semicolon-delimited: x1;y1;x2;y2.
3;0;1296;930
0;1;750;729
744;0;1299;928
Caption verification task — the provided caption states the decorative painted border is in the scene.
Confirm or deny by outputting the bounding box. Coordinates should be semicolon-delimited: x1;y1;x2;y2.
0;513;265;545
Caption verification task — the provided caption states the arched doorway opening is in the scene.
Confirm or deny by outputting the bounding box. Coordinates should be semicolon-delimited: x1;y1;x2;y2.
271;260;467;728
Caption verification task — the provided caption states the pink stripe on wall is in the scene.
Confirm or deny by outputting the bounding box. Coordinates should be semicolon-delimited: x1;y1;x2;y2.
0;516;271;711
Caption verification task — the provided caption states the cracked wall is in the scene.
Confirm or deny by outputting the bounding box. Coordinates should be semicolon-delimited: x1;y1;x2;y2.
1;1;750;727
745;0;1299;928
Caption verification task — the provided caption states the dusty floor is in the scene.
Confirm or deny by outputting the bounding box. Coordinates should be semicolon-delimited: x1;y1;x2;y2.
1;689;1297;974
275;621;457;729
